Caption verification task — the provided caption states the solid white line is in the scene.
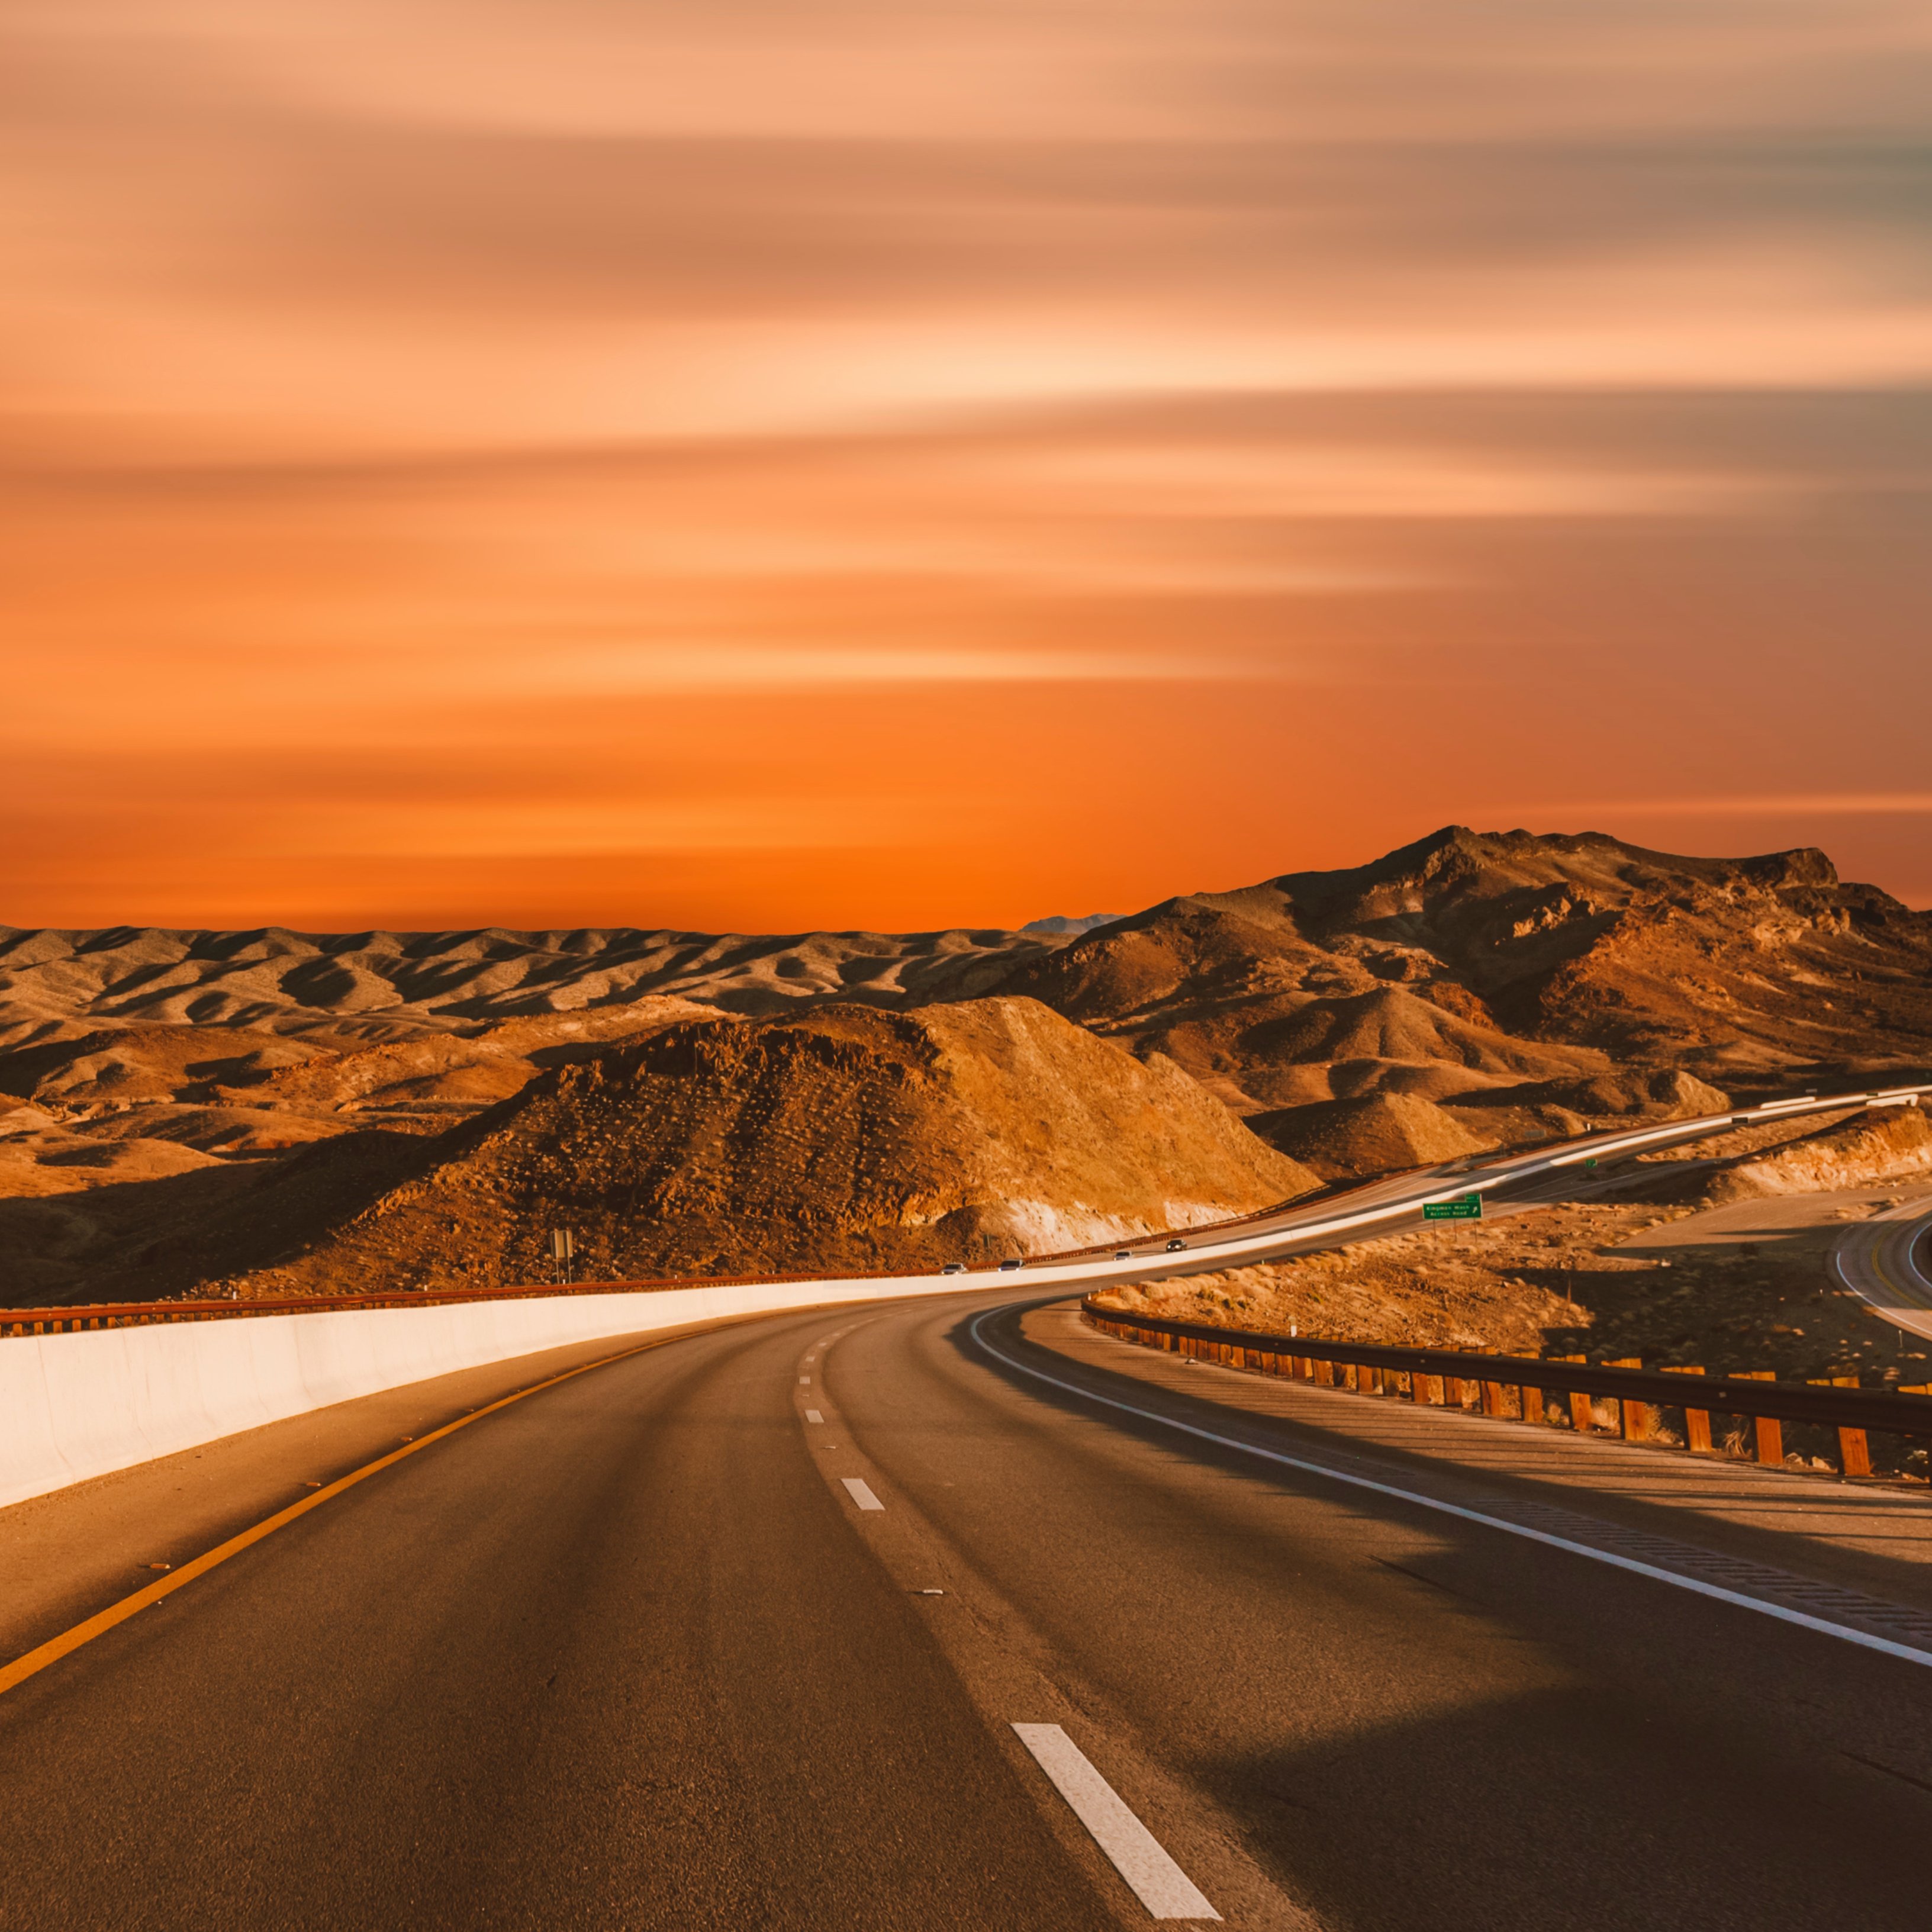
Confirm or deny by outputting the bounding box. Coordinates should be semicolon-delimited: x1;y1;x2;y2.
806;1408;824;1424
1011;1724;1219;1921
841;1477;884;1511
968;1313;1932;1673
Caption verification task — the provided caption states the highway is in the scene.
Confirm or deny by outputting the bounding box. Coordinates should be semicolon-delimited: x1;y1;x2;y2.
1835;1196;1932;1345
7;1288;1932;1930
952;1085;1932;1293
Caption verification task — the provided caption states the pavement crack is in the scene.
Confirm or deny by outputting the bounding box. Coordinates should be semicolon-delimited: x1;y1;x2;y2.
1371;1556;1468;1599
1842;1750;1932;1798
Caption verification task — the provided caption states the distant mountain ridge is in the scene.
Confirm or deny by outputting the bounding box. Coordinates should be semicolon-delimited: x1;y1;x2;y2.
3;827;1928;1246
0;921;1060;1047
978;825;1932;1158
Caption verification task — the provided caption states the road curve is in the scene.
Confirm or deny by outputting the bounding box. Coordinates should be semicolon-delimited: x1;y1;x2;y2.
865;1086;1932;1300
1836;1196;1932;1345
7;1289;1932;1930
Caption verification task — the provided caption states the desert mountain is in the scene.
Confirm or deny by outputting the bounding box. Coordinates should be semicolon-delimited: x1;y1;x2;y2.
0;922;1057;1046
34;997;1316;1303
0;1002;712;1300
981;826;1932;1154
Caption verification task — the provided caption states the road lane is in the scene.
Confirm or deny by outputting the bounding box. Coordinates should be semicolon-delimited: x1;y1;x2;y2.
1835;1196;1932;1344
0;1308;1119;1932
822;1295;1932;1932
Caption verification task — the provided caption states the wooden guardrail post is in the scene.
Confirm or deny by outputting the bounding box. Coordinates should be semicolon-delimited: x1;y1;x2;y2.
1518;1379;1544;1425
1554;1355;1591;1431
1472;1350;1506;1418
1608;1358;1650;1440
1660;1366;1711;1452
1412;1370;1437;1405
1735;1371;1783;1464
1828;1376;1871;1478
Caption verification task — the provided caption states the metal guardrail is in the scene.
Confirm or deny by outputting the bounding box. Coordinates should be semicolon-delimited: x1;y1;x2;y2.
1082;1301;1932;1479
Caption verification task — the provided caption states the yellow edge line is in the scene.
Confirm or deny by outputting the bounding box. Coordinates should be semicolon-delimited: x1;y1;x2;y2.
0;1315;760;1703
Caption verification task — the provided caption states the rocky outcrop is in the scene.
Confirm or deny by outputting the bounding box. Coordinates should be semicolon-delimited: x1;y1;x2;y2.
181;997;1318;1297
1705;1104;1932;1201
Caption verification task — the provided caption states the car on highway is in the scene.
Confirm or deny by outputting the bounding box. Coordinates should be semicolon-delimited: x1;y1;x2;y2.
1164;1238;1188;1252
1114;1250;1134;1260
941;1262;967;1275
998;1258;1024;1271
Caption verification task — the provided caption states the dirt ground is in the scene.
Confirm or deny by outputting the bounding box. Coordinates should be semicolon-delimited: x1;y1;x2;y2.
1100;1107;1932;1387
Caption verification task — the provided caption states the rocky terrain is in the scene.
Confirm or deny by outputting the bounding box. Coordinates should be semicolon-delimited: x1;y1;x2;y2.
2;824;1927;1309
0;999;1314;1304
986;826;1932;1161
1101;1105;1932;1388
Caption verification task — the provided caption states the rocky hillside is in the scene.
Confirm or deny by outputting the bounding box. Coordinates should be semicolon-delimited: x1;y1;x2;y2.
21;997;1315;1303
1701;1102;1932;1202
981;826;1932;1158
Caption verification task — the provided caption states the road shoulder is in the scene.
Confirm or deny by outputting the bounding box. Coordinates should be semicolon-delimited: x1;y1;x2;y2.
1016;1299;1932;1619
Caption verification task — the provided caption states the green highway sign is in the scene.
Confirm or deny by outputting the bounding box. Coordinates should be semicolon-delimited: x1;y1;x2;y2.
1422;1194;1483;1221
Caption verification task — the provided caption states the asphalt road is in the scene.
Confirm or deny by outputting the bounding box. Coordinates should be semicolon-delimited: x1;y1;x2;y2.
5;1293;1932;1932
1836;1196;1932;1344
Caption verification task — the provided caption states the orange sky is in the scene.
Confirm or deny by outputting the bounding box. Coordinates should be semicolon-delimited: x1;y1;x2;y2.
5;0;1931;930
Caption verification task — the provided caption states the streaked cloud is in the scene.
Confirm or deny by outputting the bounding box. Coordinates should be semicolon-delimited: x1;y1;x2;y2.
281;797;918;859
1506;795;1932;819
500;645;1258;697
2;0;1930;924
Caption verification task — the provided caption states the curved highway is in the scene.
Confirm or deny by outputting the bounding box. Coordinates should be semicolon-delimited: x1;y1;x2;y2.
7;1286;1932;1930
1836;1196;1932;1345
974;1084;1932;1295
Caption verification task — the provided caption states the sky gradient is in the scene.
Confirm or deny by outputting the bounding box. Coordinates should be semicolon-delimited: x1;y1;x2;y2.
5;0;1930;930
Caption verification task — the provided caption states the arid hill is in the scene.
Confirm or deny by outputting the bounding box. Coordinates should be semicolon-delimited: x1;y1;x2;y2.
981;826;1932;1159
0;921;1057;1045
0;1002;710;1302
22;997;1316;1303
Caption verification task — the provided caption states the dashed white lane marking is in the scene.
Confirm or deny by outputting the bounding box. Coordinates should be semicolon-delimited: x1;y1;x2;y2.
841;1477;884;1512
800;1376;812;1385
806;1409;824;1424
1012;1724;1220;1921
968;1312;1932;1674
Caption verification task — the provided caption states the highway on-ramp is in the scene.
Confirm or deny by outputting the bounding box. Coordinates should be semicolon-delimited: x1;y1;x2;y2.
930;1084;1932;1292
5;1287;1932;1931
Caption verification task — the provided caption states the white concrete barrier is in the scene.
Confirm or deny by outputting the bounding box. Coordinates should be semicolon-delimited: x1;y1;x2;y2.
0;1273;968;1511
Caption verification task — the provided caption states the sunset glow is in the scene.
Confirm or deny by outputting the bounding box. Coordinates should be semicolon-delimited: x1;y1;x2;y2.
6;0;1930;928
